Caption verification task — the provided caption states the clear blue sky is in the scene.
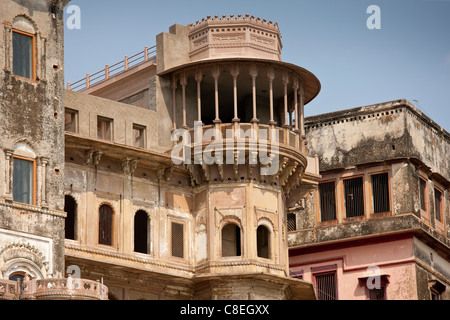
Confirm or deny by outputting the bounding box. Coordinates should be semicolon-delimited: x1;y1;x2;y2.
64;0;450;132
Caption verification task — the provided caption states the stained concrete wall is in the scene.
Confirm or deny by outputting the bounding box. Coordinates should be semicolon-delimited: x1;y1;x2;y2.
0;0;69;278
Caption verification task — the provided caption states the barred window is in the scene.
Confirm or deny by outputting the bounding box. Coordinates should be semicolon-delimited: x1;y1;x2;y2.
371;173;390;213
314;272;337;300
171;222;184;258
287;213;296;231
344;177;364;218
319;181;337;222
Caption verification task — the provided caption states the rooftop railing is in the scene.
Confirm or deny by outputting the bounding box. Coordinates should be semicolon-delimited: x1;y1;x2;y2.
67;45;156;92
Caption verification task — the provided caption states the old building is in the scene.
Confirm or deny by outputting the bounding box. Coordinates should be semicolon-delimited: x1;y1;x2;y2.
0;0;107;299
63;15;322;300
288;100;450;300
1;0;448;301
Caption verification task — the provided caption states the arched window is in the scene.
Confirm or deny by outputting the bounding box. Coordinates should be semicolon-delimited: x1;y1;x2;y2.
134;210;149;254
99;204;113;246
12;16;37;80
64;195;77;240
257;225;270;259
221;223;241;257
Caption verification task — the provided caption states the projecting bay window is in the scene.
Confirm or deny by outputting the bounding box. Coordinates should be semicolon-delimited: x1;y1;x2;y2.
12;156;35;205
319;181;337;222
13;30;35;80
343;177;365;218
371;172;390;214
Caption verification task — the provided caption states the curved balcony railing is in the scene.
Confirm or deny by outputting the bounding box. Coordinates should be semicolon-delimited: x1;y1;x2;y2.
0;276;108;300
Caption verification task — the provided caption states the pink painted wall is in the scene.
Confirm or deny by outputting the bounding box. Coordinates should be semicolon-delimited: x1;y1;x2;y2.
290;237;418;300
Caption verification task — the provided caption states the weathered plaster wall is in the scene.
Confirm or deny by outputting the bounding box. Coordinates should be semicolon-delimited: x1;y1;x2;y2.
0;0;68;278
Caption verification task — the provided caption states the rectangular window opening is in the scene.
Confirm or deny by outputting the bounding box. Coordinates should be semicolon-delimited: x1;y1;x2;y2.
344;177;364;218
97;116;113;141
13;157;35;205
435;188;442;222
171;222;184;258
13;30;34;80
314;272;337;300
65;108;79;133
133;124;146;148
319;181;337;222
371;172;390;214
420;178;427;212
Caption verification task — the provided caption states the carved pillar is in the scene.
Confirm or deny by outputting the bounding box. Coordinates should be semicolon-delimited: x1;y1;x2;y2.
282;71;290;128
299;81;305;137
250;64;259;123
267;67;276;127
171;74;178;130
40;157;49;207
230;64;240;123
212;65;221;124
4;150;13;200
195;68;203;123
293;78;299;132
180;72;188;129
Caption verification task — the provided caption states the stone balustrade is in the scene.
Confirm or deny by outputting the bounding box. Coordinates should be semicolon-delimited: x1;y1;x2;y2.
0;276;108;300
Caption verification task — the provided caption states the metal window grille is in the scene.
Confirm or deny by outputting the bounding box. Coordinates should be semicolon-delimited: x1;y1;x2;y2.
369;287;386;300
171;222;184;258
420;178;427;211
287;213;296;231
344;177;364;218
371;173;390;213
319;182;337;221
315;272;337;300
99;205;113;246
435;189;442;222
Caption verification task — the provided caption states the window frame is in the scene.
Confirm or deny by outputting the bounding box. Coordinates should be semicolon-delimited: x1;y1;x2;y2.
342;175;365;219
170;221;185;260
65;108;79;133
132;124;146;148
256;224;271;260
97;116;113;141
318;180;338;223
12;155;36;205
313;268;338;300
64;195;78;241
98;203;114;247
369;171;391;215
12;29;36;81
221;222;242;258
134;210;150;255
434;187;443;223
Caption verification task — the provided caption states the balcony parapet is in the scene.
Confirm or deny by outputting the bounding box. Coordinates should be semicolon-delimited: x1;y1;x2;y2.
0;275;108;300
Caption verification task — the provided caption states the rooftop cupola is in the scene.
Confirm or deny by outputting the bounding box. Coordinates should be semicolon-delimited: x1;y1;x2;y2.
188;14;283;61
